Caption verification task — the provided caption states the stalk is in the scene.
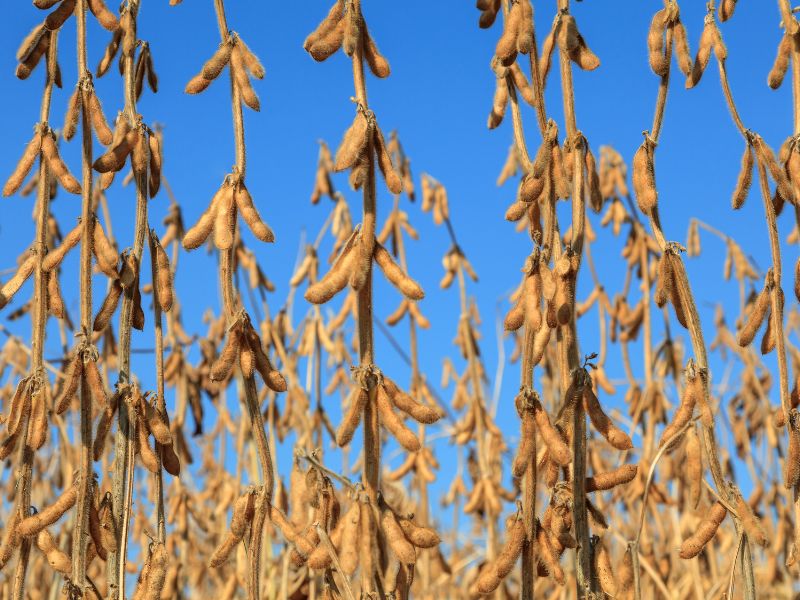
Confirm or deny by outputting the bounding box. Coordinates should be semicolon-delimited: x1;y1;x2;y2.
110;2;150;594
11;29;59;600
210;2;274;596
72;0;94;591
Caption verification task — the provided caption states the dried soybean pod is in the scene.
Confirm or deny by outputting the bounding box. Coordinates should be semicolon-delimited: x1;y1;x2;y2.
44;0;76;31
147;131;161;197
504;290;524;329
230;45;260;111
210;329;241;382
305;226;357;302
647;9;668;76
84;357;108;407
672;19;692;77
0;253;36;307
334;112;370;172
585;464;638;492
55;354;82;414
784;410;800;489
63;88;81;141
136;417;160;474
511;405;535;478
3;131;42;197
17;482;78;536
152;235;173;311
15;32;49;80
142;543;168;599
200;41;233;81
536;519;565;584
304;0;344;50
97;28;121;76
488;74;509;129
632;140;657;213
362;21;390;78
336;388;367;447
756;137;795;203
132;280;145;330
41;133;81;193
342;1;362;56
660;369;699;446
93;279;122;331
737;284;770;347
183;184;226;250
43;223;81;272
235;181;274;242
687;19;714;88
383;377;440;424
93;217;118;272
718;0;737;21
35;529;71;574
732;142;754;209
736;493;769;548
338;501;360;575
308;18;346;62
685;425;702;508
213;183;235;251
17;24;46;62
373;241;424;300
760;288;783;355
380;504;416;564
768;34;791;89
377;383;421;452
398;519;439;548
533;395;571;465
7;379;31;437
584;385;632;450
594;539;616;597
239;340;254;377
88;0;119;31
495;1;520;66
236;37;264;79
143;398;171;445
92;128;134;173
88;500;106;561
679;502;726;557
47;270;65;319
93;392;118;461
243;325;286;392
131;127;149;179
374;126;403;194
28;410;53;464
159;440;180;476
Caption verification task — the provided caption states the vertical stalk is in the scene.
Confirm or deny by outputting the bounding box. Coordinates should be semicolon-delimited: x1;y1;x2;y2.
110;1;149;595
12;29;59;600
557;0;590;592
148;232;167;544
72;0;94;591
211;2;274;597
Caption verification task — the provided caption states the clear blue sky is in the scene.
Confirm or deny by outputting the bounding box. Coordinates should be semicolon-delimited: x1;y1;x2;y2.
0;2;793;521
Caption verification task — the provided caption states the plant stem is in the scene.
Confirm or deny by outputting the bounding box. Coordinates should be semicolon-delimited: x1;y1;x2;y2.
110;1;149;594
72;0;94;592
211;2;274;596
12;28;59;600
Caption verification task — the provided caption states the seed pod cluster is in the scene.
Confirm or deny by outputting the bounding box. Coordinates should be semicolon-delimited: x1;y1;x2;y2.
555;13;600;71
686;14;726;89
336;369;441;451
304;0;390;78
182;174;274;251
654;247;689;329
186;34;264;110
209;490;256;566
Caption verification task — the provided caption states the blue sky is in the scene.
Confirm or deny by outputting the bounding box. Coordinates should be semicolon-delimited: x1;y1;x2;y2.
0;1;795;531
